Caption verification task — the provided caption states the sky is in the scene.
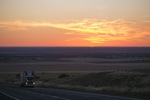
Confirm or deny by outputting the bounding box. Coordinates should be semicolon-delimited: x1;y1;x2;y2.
0;0;150;47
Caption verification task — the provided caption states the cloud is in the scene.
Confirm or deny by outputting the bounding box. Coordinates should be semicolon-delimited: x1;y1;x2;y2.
0;19;150;44
59;19;150;43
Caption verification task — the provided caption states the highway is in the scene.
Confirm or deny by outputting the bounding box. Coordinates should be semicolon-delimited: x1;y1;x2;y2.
0;84;142;100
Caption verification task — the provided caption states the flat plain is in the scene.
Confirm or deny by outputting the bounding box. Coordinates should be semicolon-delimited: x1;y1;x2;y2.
0;47;150;99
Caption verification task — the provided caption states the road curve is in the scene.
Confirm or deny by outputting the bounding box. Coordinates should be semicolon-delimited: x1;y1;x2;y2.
0;84;142;100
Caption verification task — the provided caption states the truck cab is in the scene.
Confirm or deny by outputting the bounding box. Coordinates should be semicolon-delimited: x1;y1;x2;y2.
20;70;35;87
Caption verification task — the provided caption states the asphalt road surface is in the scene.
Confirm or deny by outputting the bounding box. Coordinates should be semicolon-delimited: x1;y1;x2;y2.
0;84;142;100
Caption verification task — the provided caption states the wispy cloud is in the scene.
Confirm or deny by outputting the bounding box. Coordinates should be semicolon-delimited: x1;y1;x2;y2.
0;19;149;44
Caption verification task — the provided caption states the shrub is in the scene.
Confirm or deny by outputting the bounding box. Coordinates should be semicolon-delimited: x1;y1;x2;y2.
58;74;70;79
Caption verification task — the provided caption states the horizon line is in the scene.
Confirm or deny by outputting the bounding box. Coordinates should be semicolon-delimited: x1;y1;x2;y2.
0;46;150;48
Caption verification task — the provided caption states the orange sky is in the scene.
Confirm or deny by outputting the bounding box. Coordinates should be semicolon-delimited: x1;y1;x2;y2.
0;0;150;46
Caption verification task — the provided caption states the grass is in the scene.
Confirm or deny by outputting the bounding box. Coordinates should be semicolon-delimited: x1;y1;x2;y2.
34;70;150;100
1;69;150;100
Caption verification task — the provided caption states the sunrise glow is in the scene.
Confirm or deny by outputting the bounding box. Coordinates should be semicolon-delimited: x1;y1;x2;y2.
0;0;150;46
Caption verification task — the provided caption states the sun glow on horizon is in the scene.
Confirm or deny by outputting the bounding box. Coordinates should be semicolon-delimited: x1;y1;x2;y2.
0;18;150;46
0;0;150;46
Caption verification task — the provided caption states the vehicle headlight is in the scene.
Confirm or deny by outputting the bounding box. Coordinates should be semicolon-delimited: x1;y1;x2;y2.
33;82;35;84
25;82;28;85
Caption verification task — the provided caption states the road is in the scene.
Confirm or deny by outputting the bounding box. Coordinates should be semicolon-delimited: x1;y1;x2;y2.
0;84;142;100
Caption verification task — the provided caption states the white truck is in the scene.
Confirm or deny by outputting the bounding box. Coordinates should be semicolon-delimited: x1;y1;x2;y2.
20;70;35;87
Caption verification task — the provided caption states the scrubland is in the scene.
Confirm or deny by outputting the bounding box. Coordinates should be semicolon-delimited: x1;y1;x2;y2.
34;69;150;99
1;67;150;100
0;47;150;99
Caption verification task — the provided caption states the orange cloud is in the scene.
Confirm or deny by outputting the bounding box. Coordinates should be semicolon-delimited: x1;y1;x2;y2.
0;19;150;45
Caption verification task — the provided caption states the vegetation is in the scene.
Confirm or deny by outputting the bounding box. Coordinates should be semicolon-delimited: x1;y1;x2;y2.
58;74;70;79
1;47;150;100
35;70;150;100
1;69;150;99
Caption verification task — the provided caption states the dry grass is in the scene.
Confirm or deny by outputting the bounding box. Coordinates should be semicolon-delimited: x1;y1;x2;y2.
1;61;150;99
0;57;150;72
33;69;150;99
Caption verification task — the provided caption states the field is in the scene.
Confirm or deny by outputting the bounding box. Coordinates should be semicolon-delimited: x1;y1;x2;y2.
0;47;150;99
1;69;150;100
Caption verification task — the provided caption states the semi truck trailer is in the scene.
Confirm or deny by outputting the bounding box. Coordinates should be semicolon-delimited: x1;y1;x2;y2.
20;70;35;87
